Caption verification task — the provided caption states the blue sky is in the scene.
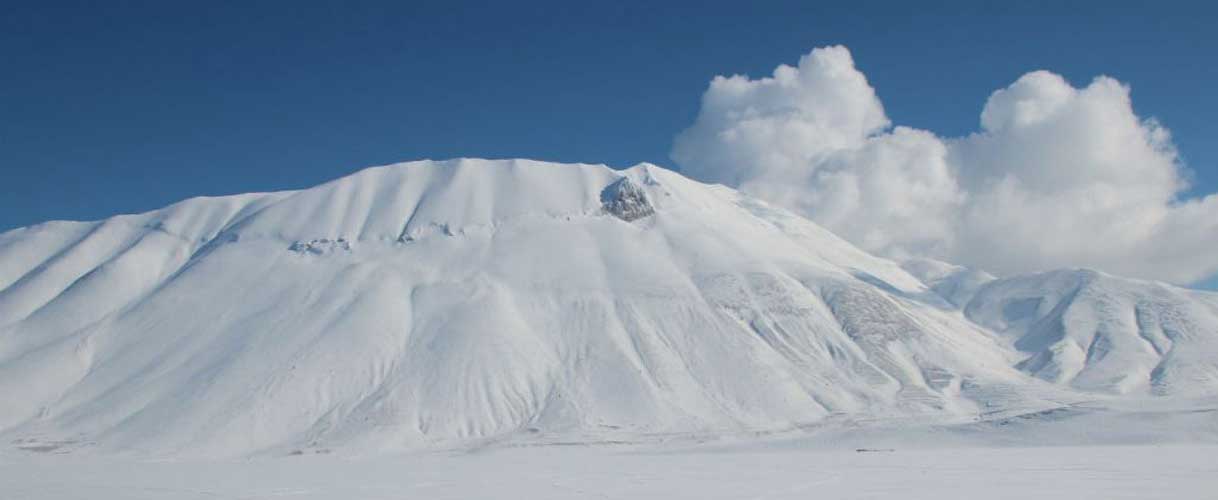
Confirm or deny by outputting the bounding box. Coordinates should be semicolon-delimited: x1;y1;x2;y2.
2;1;1216;284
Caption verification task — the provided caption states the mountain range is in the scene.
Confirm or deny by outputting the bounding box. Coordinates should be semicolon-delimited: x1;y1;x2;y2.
1;158;1215;457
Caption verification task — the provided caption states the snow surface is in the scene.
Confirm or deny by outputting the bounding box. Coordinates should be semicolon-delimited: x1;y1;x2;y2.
3;444;1217;500
0;158;1216;460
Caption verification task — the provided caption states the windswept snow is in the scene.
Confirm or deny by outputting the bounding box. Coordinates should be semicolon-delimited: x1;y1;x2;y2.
0;158;1215;459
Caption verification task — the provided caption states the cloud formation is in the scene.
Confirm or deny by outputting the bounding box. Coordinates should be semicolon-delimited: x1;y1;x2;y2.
672;46;1218;284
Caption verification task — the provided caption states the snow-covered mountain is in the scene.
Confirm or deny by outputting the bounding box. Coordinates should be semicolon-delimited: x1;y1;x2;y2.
0;159;1215;456
963;269;1218;395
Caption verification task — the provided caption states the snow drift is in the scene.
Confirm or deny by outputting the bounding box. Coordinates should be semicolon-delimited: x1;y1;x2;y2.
0;159;1214;456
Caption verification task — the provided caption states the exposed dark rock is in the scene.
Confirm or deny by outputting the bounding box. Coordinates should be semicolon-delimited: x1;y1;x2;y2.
601;177;654;221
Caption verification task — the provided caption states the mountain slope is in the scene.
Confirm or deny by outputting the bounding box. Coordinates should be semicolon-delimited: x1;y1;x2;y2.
0;159;1212;457
962;269;1218;395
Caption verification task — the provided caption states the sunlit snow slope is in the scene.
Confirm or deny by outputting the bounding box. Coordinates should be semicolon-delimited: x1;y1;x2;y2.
0;159;1214;456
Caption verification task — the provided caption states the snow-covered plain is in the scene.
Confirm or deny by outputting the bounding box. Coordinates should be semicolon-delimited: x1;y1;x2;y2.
4;443;1217;500
1;159;1217;497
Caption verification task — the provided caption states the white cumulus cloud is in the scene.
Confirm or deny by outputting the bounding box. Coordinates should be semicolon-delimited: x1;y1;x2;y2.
672;46;1218;284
